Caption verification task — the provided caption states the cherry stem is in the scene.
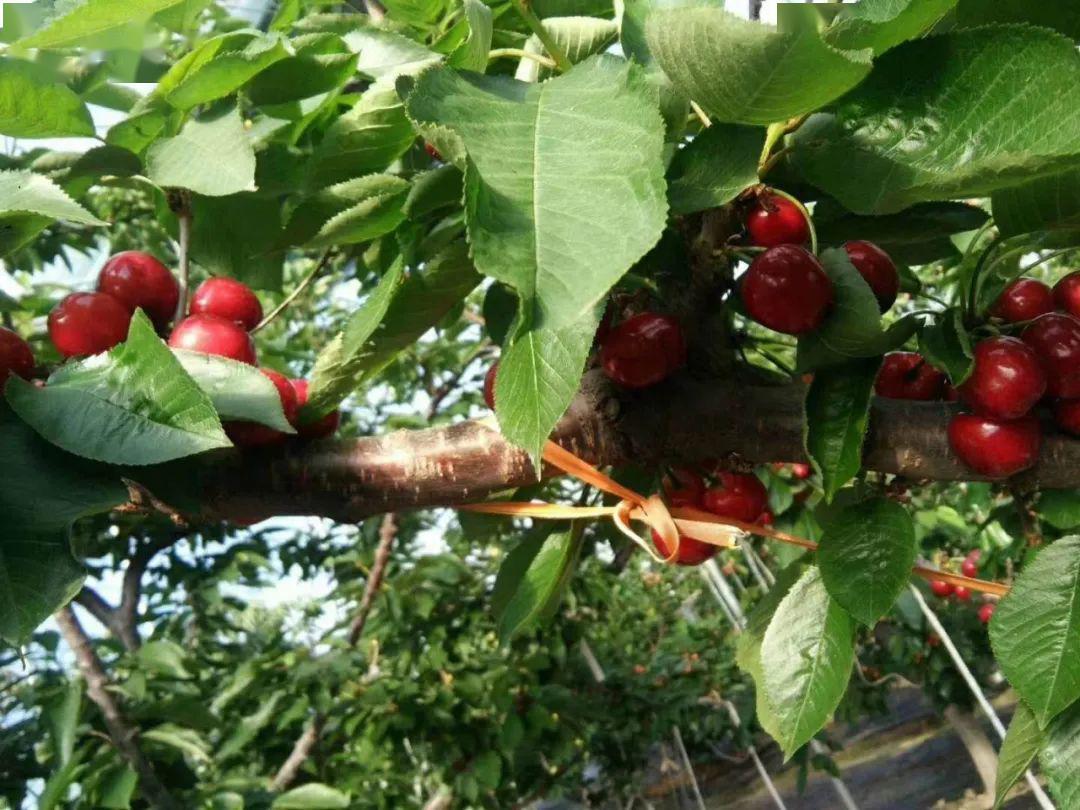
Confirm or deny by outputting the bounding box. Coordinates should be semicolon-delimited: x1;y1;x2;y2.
767;186;817;255
965;233;1006;322
169;190;193;325
253;249;337;334
511;0;572;73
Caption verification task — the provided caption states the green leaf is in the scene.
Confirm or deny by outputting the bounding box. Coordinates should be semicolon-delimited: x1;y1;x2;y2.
17;0;188;49
402;56;667;331
404;165;463;220
157;32;292;111
666;123;764;215
0;169;105;226
515;17;620;82
1038;490;1080;531
344;27;441;81
824;0;957;56
918;308;973;385
189;193;285;292
808;248;889;358
957;0;1080;40
142;724;211;763
993;700;1042;809
447;0;493;72
247;34;359;106
818;497;916;625
473;750;502;790
0;59;94;138
272;784;350;809
990;535;1080;728
804;357;880;502
94;766;137;809
146;103;256;197
106;101;175;156
136;639;193;679
217;693;282;759
173;350;295;432
42;675;82;765
6;311;230;466
495;524;584;641
281;174;409;250
1038;698;1080;808
793;27;1080;214
0;528;85;646
760;566;856;758
994;169;1080;238
646;5;871;126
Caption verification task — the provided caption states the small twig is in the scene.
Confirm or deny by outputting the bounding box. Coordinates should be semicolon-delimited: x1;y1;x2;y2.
511;0;572;72
270;716;324;792
689;101;711;129
347;513;398;646
488;48;556;69
168;190;193;325
253;250;336;334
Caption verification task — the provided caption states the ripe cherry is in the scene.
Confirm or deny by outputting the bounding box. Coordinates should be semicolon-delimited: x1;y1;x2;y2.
650;529;718;566
600;312;686;390
958;336;1045;420
927;633;942;648
742;246;833;335
954;585;972;602
0;327;34;384
1022;313;1080;399
190;278;263;332
758;510;774;526
97;251;179;329
978;603;996;624
991;278;1054;324
791;463;811;480
662;467;705;508
702;472;769;523
1054;399;1080;436
930;580;954;598
843;240;898;311
960;557;978;578
168;314;257;365
48;292;131;358
289;378;341;440
948;413;1041;478
745;194;809;248
483;362;498;409
1053;271;1080;319
225;368;298;448
875;352;947;401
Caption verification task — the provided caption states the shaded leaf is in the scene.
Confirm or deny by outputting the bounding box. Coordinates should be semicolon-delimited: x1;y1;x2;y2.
0;59;94;138
272;784;350;809
994;700;1041;809
918;308;973;385
495;524;583;641
0;528;85;646
666;123;763;215
281;174;409;250
824;0;957;56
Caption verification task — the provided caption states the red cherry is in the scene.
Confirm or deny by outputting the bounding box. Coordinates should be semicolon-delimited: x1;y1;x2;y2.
742;246;833;335
600;312;686;390
0;327;34;384
958;336;1045;420
289;378;341;440
1053;271;1080;319
978;603;996;624
225;368;298;447
483;362;498;409
1022;313;1080;399
424;142;443;162
954;585;972;602
944;384;960;402
662;466;705;508
966;549;982;564
948;413;1041;478
758;509;774;526
843;240;898;312
790;463;811;479
927;633;942;648
875;352;948;401
960;557;978;578
48;292;131;358
930;580;954;598
97;251;179;329
1054;399;1080;436
702;472;769;523
991;278;1054;324
650;529;718;566
168;314;257;365
745;194;809;248
190;278;263;331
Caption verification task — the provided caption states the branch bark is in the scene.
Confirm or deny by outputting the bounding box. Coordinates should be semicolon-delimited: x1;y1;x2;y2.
193;371;1080;524
270;716;324;792
348;513;398;646
55;607;179;810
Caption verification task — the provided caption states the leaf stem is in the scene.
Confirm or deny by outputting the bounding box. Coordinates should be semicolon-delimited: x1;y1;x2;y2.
511;0;572;73
169;190;193;325
253;250;337;334
488;48;556;69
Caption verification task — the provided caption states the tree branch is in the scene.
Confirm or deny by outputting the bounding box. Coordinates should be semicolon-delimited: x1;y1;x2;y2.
270;716;324;792
348;513;397;646
55;607;179;810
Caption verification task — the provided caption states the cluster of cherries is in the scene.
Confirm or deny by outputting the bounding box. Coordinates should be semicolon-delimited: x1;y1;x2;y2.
0;251;340;446
930;550;996;625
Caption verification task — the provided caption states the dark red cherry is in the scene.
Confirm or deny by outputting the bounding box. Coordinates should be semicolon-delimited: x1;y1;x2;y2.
1022;313;1080;399
483;362;498;409
948;413;1041;478
843;240;898;312
1053;399;1080;437
991;278;1054;324
742;246;833;335
745;194;810;248
1053;271;1080;319
600;313;686;390
97;251;179;329
875;352;948;401
190;278;263;332
168;314;257;365
930;580;954;598
48;292;131;358
662;467;706;509
958;336;1045;420
290;378;341;440
651;529;718;566
702;472;769;523
0;327;34;384
225;368;298;447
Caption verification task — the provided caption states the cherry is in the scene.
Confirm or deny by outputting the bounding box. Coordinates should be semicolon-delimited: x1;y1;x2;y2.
960;557;978;578
650;529;718;566
875;352;948;401
1053;271;1080;319
948;413;1041;478
991;278;1054;324
978;603;996;624
600;312;686;389
168;314;257;365
745;194;809;248
742;246;833;335
954;585;972;602
843;240;898;311
424;142;443;162
702;472;769;523
0;327;34;384
225;368;298;447
48;292;132;358
189;278;263;332
289;378;341;440
958;336;1045;420
791;463;811;480
927;633;942;648
966;549;982;564
662;467;705;508
758;509;774;526
483;362;498;409
1022;313;1080;399
1054;399;1080;436
97;251;179;329
930;580;954;598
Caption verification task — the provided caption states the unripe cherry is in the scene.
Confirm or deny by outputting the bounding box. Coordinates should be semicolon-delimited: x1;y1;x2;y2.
0;327;34;384
97;251;179;329
1022;313;1080;399
742;245;833;335
991;278;1054;324
843;240;898;312
168;314;257;365
600;312;686;390
190;278;263;332
48;292;131;358
225;368;298;447
948;413;1041;478
745;194;810;248
289;378;341;440
958;336;1045;420
702;472;768;523
875;352;947;401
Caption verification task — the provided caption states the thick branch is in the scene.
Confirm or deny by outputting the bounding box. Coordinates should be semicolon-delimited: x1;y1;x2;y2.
193;371;1080;523
55;607;179;810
